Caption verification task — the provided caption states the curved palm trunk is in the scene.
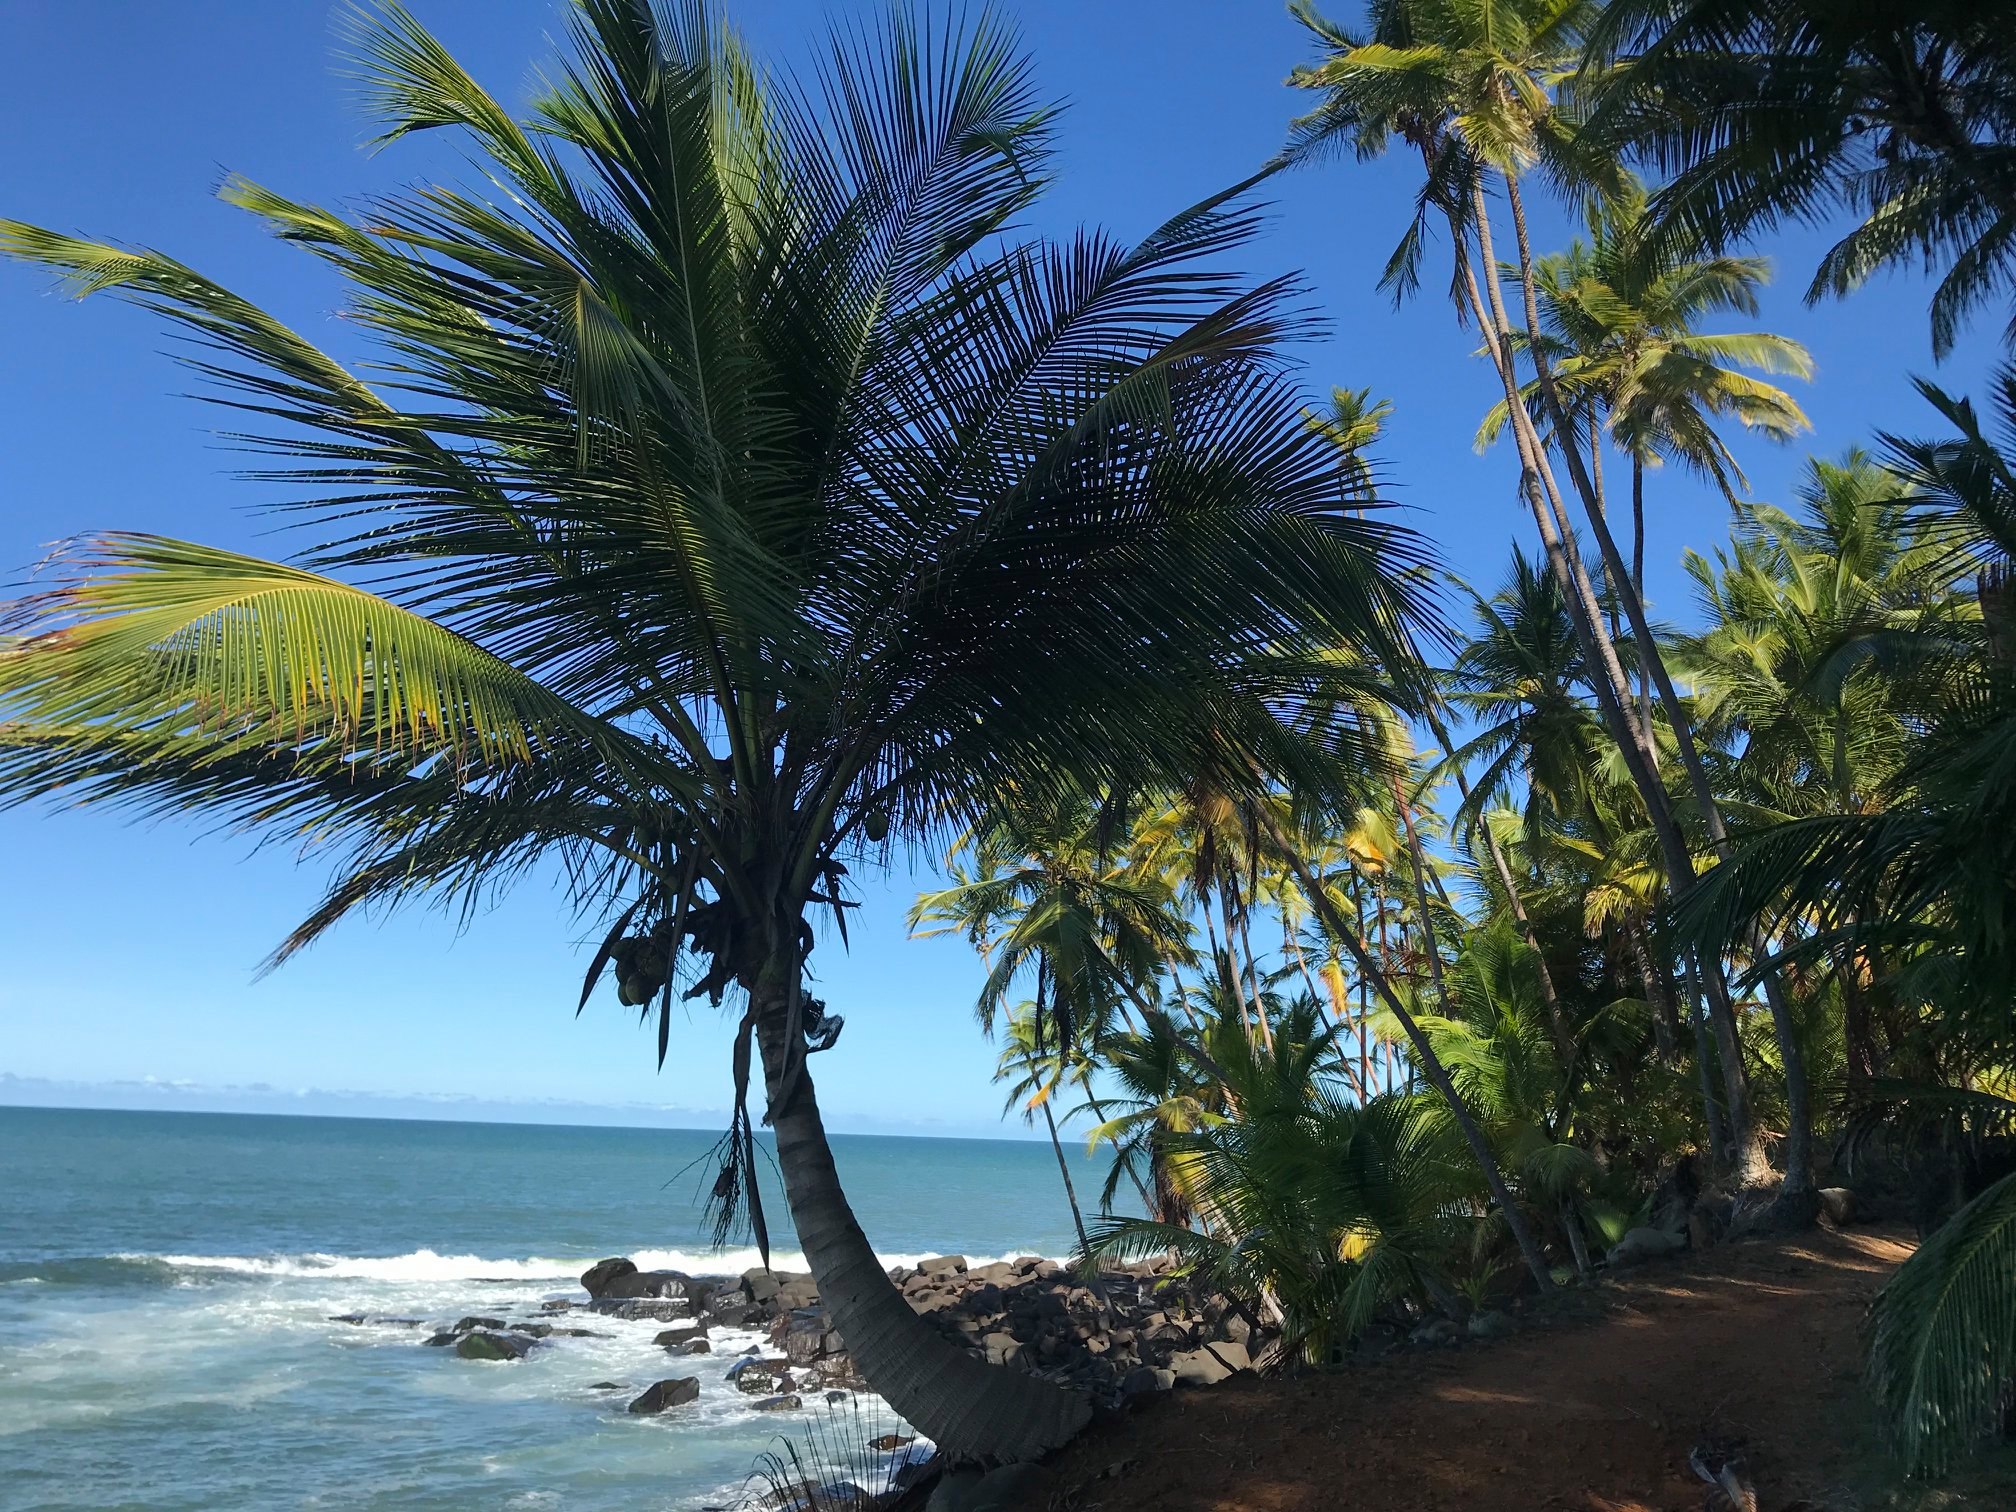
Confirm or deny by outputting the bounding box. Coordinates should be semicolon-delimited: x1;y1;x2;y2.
753;980;1090;1462
1501;171;1815;1211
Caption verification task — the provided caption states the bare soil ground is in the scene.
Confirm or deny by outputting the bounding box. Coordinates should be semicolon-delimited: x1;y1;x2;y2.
1050;1226;2011;1512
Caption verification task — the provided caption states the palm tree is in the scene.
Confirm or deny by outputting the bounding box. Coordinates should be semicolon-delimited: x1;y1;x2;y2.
911;799;1195;1050
992;1004;1101;1265
1478;178;1812;612
1446;547;1759;1170
1090;1000;1479;1365
1287;0;1818;1208
1587;0;2016;357
0;1;1427;1460
1677;456;1954;1082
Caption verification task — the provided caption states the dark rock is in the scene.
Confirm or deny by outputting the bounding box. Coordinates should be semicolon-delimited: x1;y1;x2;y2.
655;1324;709;1350
741;1268;781;1303
727;1358;793;1394
451;1316;509;1335
513;1323;554;1339
422;1332;457;1348
1467;1310;1516;1340
1121;1365;1175;1396
963;1282;1004;1314
539;1299;576;1313
774;1279;821;1311
329;1313;369;1325
455;1331;531;1361
581;1257;638;1298
751;1393;803;1412
1819;1187;1858;1226
593;1299;691;1322
627;1377;700;1414
868;1434;915;1452
601;1269;691;1301
674;1338;712;1356
588;1380;626;1390
813;1354;869;1391
1411;1317;1459;1347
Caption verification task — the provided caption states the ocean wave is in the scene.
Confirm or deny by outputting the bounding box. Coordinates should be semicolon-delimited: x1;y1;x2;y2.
58;1245;1067;1286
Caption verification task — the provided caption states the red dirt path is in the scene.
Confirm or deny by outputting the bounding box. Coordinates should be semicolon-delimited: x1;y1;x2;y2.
1051;1227;1921;1512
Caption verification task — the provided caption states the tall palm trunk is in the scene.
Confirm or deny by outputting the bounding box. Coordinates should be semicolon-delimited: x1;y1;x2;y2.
1623;917;1680;1063
1454;183;1776;1191
1632;454;1655;737
1685;958;1732;1167
754;979;1090;1461
1040;1094;1096;1262
1501;170;1815;1210
1271;830;1555;1292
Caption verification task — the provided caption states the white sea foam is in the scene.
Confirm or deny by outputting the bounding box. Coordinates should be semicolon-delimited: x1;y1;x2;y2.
130;1245;1061;1284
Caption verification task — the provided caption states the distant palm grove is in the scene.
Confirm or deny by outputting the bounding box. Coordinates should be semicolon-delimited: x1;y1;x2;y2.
3;0;2014;1483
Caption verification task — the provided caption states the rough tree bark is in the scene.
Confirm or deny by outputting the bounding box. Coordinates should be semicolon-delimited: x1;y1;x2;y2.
753;976;1091;1462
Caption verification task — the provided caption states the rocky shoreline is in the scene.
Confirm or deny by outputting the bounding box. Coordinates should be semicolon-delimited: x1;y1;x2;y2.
338;1250;1277;1509
563;1249;1272;1416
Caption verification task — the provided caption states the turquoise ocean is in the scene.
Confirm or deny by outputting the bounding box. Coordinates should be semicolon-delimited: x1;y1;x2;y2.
0;1106;1104;1510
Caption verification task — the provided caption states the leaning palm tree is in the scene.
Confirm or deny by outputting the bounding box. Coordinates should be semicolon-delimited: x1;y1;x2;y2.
0;0;1427;1461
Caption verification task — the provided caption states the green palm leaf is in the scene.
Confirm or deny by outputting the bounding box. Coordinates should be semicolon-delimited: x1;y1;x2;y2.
1867;1171;2016;1476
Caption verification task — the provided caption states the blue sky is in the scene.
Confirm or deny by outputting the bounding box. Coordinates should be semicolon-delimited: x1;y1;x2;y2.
0;0;2001;1137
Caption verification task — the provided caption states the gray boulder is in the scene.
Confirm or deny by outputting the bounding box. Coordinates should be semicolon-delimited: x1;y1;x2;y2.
1467;1310;1516;1340
1169;1340;1249;1385
1608;1225;1686;1268
1819;1187;1858;1226
1410;1317;1459;1347
655;1324;709;1350
751;1393;803;1411
627;1377;700;1414
917;1255;968;1277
